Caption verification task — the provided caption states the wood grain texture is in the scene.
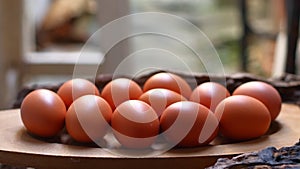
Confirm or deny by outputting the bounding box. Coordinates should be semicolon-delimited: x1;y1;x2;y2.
0;104;299;169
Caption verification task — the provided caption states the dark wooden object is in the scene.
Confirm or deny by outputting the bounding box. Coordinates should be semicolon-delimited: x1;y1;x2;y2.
12;71;300;109
285;0;300;74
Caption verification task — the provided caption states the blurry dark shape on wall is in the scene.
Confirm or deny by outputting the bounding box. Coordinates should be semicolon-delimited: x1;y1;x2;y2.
36;0;97;51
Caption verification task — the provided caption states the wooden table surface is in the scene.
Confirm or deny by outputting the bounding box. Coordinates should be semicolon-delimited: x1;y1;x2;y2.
0;104;299;169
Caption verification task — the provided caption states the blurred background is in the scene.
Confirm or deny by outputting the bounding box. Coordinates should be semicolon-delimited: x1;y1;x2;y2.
0;0;298;110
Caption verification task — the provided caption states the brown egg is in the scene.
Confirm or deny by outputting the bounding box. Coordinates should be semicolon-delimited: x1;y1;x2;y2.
189;82;230;112
215;95;271;141
65;95;112;143
143;72;192;99
232;81;282;120
160;101;219;147
139;88;187;117
101;78;143;110
20;89;66;137
111;100;160;149
57;78;100;108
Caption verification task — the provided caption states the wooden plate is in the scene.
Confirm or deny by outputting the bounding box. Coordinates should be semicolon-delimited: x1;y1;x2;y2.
0;104;299;169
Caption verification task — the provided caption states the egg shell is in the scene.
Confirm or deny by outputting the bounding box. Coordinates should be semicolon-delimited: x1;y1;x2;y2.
101;78;143;110
160;101;219;147
232;81;282;121
65;95;112;143
143;72;192;99
139;88;187;117
111;100;160;149
215;95;271;141
57;78;100;108
189;82;230;112
20;89;66;137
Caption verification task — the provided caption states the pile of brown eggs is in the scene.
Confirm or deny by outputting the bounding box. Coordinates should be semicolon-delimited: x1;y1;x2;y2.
20;72;282;149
